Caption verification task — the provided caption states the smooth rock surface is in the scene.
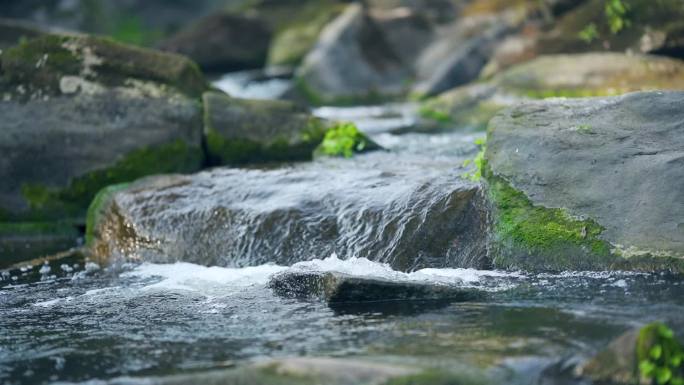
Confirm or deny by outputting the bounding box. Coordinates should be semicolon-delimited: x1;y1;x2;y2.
88;156;488;271
269;270;484;303
486;91;684;271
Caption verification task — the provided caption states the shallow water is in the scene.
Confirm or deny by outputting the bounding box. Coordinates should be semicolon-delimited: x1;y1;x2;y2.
2;258;683;384
2;73;683;385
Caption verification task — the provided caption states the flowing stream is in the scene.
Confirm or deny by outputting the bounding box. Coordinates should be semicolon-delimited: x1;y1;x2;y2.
1;72;683;385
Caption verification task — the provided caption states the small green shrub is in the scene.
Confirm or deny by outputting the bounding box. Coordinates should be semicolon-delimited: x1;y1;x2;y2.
462;137;486;182
578;23;599;43
638;323;684;385
319;122;368;158
605;0;631;34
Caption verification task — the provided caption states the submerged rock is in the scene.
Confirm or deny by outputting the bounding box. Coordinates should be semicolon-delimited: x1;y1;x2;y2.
88;157;488;271
0;35;206;264
485;91;684;272
269;270;484;304
158;12;272;72
203;91;329;165
420;53;684;131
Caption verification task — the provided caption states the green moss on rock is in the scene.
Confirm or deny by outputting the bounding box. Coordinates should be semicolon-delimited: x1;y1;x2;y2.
485;167;615;271
21;140;203;222
205;117;328;165
85;183;131;246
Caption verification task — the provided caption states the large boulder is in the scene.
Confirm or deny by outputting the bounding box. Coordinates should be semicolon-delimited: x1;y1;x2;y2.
203;91;329;165
158;12;272;72
420;53;684;131
484;91;684;272
295;3;413;105
87;159;487;271
0;35;207;266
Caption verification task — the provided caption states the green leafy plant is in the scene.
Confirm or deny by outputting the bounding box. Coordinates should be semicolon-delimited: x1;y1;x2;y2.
638;323;684;385
462;137;486;182
605;0;631;34
319;122;368;158
578;23;599;43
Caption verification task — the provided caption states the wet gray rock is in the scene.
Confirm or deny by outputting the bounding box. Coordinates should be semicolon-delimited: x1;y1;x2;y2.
412;22;510;97
158;12;272;72
88;155;488;271
269;270;484;303
295;3;412;104
486;91;684;272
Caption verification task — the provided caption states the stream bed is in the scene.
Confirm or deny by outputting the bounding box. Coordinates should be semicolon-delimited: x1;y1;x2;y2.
1;71;683;385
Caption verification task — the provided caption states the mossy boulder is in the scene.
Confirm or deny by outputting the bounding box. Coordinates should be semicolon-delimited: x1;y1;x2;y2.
420;53;684;131
1;34;208;98
203;91;330;165
484;91;684;272
158;12;272;72
0;34;206;264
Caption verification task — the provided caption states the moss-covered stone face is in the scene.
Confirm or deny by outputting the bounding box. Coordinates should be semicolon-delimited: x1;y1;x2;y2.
18;140;202;223
485;168;615;271
484;92;684;273
1;34;208;98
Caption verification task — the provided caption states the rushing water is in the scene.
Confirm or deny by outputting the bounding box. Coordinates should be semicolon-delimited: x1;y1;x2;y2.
1;72;683;385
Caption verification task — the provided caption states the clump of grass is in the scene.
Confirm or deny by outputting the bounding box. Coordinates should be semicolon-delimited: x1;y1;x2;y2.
462;137;486;182
638;323;684;385
318;122;369;158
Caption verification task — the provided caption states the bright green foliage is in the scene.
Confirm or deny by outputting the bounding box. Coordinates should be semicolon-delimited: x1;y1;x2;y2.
319;122;368;158
605;0;631;34
485;168;614;270
638;323;684;385
578;23;599;43
462;138;486;182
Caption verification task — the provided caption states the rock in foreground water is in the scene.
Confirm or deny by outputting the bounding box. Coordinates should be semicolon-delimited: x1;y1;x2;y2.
269;270;484;304
485;91;684;272
88;156;487;271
